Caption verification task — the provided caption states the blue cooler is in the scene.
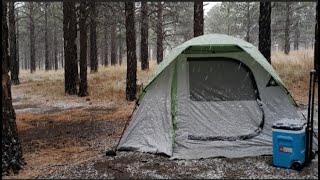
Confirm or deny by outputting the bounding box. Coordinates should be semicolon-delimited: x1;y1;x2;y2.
272;118;306;169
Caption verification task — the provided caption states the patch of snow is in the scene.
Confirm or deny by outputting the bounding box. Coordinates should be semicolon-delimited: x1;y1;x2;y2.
52;102;84;109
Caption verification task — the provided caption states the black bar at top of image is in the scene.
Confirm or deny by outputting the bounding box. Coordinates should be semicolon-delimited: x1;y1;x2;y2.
3;0;319;3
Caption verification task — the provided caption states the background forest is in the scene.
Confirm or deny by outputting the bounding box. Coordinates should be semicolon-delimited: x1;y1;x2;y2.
10;2;317;71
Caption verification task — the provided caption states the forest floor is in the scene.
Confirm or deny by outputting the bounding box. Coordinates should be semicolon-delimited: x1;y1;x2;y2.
4;50;319;179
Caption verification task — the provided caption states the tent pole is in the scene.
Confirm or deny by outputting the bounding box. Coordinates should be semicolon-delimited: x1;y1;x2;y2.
305;71;313;162
116;101;139;148
105;101;139;156
305;70;316;163
308;70;316;162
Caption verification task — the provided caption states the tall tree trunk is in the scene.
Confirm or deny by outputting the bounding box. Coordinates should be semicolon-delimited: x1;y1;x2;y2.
44;3;50;71
2;1;25;175
23;55;26;70
79;2;88;97
156;2;163;64
136;21;141;63
104;27;109;66
61;44;64;68
118;23;123;66
315;2;318;79
245;2;251;43
87;35;90;66
29;3;36;73
258;1;271;63
63;2;78;95
141;1;149;70
16;9;20;73
54;23;58;70
9;2;19;85
110;17;117;66
284;2;291;55
38;54;41;70
104;36;109;66
227;3;231;35
193;1;204;37
293;22;300;51
103;10;109;67
24;46;28;69
89;2;98;73
125;2;137;101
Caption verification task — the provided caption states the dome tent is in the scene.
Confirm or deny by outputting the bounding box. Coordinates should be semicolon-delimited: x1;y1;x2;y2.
117;34;317;159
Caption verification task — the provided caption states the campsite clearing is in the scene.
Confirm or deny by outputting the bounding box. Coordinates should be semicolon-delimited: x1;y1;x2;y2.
4;66;318;179
3;49;318;179
4;92;319;179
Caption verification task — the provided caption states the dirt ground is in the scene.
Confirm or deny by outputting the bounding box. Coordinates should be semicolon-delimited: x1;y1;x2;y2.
3;68;319;179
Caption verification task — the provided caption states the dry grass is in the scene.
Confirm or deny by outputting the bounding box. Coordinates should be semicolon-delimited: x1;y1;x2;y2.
272;49;318;104
19;61;157;103
18;50;316;105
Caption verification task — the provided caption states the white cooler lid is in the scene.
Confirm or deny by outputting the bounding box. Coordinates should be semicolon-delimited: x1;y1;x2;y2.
272;118;305;131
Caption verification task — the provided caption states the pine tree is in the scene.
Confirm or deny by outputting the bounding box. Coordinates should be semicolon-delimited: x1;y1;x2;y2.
9;2;20;84
156;2;163;64
259;2;271;63
2;0;25;175
194;1;204;37
125;2;137;101
315;2;318;78
89;2;98;73
79;2;88;97
63;2;78;95
141;2;149;70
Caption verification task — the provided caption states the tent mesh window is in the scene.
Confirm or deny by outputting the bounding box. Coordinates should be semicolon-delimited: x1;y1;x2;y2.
188;57;257;101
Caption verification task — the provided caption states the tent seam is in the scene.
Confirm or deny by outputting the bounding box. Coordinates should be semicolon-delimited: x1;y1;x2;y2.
171;61;178;152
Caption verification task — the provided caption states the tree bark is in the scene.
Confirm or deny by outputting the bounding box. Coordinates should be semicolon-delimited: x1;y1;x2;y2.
2;1;25;175
89;2;98;73
9;2;19;85
111;17;117;66
258;2;271;63
118;23;123;66
53;19;58;70
16;9;20;74
193;1;204;37
293;22;300;51
104;29;109;66
61;44;64;68
44;3;50;71
29;3;36;73
24;45;28;69
104;23;109;66
156;2;163;64
227;3;231;35
103;10;109;67
284;2;291;55
79;2;88;97
63;2;78;95
141;1;149;70
125;2;137;101
245;2;251;43
315;2;318;78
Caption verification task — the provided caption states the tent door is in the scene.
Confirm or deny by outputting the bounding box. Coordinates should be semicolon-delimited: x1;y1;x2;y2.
175;57;264;142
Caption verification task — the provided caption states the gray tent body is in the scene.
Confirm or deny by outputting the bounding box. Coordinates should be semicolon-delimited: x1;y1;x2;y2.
117;34;318;159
